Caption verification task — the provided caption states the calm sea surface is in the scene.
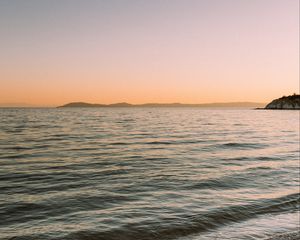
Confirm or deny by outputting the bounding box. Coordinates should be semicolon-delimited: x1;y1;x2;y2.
0;108;299;240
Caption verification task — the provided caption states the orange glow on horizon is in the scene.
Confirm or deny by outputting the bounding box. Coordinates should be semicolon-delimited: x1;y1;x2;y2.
0;0;299;106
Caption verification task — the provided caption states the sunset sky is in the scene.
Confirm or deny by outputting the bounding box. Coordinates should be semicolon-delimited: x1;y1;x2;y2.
0;0;299;106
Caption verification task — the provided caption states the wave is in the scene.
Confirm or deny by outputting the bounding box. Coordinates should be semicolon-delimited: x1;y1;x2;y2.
1;193;137;227
217;142;267;149
145;140;206;145
53;193;299;240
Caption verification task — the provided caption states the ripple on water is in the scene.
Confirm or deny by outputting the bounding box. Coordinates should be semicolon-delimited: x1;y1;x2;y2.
0;108;299;240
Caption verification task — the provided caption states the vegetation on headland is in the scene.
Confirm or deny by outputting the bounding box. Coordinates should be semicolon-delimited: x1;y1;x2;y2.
265;94;300;109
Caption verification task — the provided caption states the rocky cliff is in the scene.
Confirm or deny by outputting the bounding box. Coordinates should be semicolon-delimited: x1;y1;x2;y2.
265;94;300;109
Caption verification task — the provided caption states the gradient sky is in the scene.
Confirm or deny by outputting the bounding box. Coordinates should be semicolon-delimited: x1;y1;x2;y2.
0;0;299;106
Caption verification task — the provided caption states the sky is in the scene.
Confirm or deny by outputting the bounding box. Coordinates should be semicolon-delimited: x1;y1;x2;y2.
0;0;299;106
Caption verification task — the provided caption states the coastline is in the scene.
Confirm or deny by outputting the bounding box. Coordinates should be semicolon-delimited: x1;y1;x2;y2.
267;231;300;240
255;108;300;110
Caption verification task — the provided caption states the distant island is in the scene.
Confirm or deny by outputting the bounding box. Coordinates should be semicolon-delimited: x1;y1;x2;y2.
265;94;300;110
58;102;266;108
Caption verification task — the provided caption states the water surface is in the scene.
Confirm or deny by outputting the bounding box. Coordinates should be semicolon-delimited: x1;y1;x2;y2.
0;108;299;239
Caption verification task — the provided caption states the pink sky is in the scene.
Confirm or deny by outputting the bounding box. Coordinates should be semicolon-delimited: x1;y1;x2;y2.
0;0;299;106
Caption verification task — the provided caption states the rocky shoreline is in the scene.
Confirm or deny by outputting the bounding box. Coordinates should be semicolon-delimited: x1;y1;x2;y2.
267;231;300;240
264;94;300;110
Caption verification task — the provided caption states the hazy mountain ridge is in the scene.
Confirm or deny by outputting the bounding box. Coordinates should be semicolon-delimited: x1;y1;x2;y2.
58;102;266;108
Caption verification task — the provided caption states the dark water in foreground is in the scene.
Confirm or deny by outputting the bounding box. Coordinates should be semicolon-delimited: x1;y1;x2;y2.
0;108;299;240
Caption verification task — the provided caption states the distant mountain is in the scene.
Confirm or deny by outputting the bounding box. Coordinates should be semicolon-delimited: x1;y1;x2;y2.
59;102;107;108
138;102;266;107
265;94;300;109
58;101;266;108
108;102;133;107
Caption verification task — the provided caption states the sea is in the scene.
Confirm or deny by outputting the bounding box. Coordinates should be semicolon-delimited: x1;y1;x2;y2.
0;108;299;240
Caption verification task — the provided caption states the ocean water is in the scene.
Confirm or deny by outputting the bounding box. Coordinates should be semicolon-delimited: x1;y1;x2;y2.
0;108;299;240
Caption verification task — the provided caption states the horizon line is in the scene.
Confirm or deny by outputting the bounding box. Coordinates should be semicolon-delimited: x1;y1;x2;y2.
0;101;267;108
